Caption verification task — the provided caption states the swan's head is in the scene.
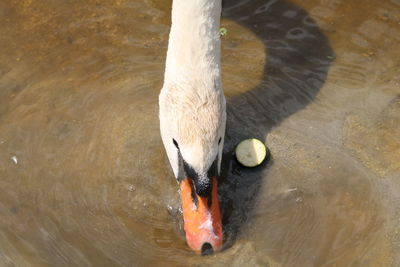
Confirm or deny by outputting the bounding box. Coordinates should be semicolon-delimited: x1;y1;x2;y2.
159;81;226;253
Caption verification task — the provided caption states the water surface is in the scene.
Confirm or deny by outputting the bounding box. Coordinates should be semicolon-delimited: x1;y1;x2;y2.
0;0;399;266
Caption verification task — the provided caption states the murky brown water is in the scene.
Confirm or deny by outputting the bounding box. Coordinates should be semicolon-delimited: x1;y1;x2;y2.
0;0;399;266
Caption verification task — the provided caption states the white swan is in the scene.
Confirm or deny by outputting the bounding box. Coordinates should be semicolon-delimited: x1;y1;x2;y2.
159;0;226;253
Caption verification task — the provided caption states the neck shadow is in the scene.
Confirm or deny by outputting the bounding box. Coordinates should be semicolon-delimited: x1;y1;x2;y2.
218;0;334;249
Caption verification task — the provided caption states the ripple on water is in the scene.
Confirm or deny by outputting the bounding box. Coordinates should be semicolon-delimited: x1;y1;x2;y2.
0;0;399;266
248;131;388;266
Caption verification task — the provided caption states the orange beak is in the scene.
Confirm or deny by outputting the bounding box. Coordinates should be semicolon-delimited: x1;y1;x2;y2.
180;177;223;254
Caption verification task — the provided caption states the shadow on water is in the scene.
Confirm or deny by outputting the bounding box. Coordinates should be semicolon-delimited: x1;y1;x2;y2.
218;0;334;249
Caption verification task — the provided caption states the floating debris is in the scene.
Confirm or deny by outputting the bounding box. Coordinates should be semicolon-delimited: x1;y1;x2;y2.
127;184;135;192
295;197;303;203
11;156;18;164
167;205;174;213
219;27;228;36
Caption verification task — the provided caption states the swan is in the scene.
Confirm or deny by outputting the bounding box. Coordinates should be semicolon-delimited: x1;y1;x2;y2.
159;0;226;254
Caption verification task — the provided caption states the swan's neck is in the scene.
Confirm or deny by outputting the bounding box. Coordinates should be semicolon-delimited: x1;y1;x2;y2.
164;0;222;89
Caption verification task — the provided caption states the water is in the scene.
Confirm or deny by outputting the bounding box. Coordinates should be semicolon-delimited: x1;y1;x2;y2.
0;0;399;266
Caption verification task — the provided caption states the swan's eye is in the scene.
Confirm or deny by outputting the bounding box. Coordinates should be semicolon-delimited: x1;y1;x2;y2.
218;137;222;145
173;138;179;149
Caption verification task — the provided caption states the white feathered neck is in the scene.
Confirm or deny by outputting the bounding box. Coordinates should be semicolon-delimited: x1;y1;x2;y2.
164;0;222;90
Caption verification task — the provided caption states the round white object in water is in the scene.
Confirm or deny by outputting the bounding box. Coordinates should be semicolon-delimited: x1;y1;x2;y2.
235;138;268;167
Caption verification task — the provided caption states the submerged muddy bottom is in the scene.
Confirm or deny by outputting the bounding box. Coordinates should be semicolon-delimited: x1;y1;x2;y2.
0;0;399;266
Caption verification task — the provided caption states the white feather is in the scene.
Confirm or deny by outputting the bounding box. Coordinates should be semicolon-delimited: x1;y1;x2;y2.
159;0;226;179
